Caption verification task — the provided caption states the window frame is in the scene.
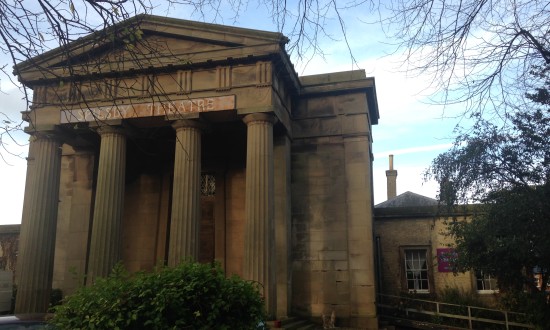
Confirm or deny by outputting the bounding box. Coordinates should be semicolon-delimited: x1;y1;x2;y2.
474;270;499;294
400;246;433;294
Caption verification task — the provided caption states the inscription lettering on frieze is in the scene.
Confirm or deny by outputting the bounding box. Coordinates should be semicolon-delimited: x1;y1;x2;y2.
60;95;235;123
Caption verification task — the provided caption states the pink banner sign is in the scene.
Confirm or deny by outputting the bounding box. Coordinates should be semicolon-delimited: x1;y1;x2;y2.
437;248;457;273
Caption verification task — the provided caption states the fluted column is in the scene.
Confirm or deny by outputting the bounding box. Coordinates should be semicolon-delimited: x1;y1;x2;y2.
243;113;276;318
168;120;202;265
87;126;127;283
15;133;62;313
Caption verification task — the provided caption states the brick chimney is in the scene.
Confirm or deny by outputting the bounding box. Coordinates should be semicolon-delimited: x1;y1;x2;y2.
386;154;397;200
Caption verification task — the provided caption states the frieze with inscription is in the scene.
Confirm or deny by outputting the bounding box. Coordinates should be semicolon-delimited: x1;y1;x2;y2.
60;95;235;123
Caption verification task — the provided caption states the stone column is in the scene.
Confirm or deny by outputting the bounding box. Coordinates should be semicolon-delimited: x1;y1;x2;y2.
243;113;276;318
87;126;127;283
15;133;62;313
168;120;202;265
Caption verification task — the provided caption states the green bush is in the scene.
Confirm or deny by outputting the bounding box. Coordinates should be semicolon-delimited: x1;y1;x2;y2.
50;262;265;330
499;290;550;330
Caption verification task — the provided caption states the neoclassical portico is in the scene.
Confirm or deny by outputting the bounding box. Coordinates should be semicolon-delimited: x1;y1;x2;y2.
15;15;380;328
17;111;282;314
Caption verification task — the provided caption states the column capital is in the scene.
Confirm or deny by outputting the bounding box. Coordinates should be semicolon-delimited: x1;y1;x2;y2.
242;113;278;126
28;128;62;143
172;119;206;132
96;125;127;136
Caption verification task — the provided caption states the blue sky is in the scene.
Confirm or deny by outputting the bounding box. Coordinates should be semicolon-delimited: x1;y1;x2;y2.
0;3;465;224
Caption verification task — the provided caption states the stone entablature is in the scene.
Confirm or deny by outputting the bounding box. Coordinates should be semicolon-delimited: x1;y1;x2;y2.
60;95;236;123
32;62;274;108
18;15;298;133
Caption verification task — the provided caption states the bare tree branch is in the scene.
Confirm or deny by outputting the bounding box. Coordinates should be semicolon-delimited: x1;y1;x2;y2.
387;0;550;121
0;0;374;161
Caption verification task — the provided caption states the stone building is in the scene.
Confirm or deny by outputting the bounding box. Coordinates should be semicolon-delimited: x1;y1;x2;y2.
14;15;380;328
0;225;19;313
374;160;498;306
0;225;18;274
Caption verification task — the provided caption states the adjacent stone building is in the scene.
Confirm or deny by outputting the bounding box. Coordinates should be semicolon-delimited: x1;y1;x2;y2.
374;162;498;307
14;15;380;328
0;225;18;275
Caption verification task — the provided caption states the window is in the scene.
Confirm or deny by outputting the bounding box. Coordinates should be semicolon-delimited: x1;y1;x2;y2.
475;270;498;293
201;174;216;196
404;249;430;293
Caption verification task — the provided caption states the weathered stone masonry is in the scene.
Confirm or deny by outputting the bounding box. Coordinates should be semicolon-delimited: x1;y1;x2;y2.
14;15;380;328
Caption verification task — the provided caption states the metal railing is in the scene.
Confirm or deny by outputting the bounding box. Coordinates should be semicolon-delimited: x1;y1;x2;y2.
377;293;535;329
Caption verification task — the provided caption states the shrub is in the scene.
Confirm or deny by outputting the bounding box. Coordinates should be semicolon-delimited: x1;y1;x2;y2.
50;262;265;329
438;286;484;308
499;290;550;329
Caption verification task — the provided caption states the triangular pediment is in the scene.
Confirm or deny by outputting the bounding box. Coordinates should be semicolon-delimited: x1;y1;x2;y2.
16;15;288;83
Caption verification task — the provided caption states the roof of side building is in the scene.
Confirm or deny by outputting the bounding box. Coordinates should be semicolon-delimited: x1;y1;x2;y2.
375;191;438;208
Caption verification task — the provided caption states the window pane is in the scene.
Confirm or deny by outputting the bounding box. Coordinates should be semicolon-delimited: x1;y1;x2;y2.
201;174;215;196
404;249;429;292
476;270;498;292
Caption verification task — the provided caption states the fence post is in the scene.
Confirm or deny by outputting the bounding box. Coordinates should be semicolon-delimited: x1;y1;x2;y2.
468;306;472;329
504;311;509;330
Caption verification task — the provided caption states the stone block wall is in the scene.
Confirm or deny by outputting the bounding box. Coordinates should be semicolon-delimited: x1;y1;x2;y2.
374;214;479;299
53;146;94;294
291;136;349;317
122;172;170;272
291;83;377;328
224;169;246;277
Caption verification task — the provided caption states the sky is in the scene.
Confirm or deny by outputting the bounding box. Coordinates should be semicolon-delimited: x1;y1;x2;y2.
0;2;465;224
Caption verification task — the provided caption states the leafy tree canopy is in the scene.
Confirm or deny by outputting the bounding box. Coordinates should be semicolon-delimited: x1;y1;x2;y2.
426;65;550;327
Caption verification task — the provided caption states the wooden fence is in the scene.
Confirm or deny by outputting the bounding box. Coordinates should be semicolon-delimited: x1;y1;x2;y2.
378;294;535;329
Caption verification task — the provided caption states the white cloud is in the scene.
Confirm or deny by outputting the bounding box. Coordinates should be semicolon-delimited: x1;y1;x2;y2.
0;87;29;225
373;143;453;158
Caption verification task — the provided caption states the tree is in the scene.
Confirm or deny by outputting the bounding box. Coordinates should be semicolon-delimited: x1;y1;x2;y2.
391;2;550;323
447;187;550;327
426;66;550;327
387;0;550;120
